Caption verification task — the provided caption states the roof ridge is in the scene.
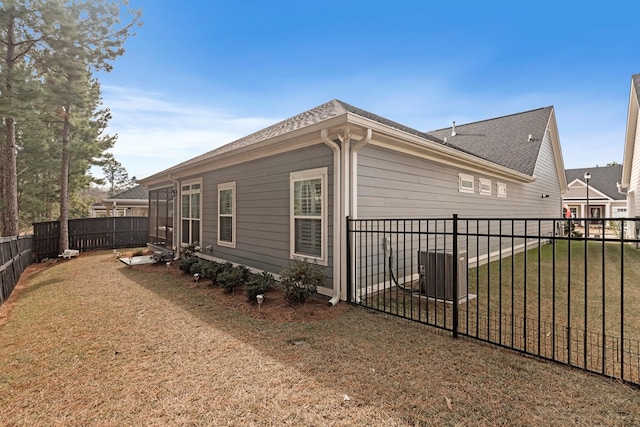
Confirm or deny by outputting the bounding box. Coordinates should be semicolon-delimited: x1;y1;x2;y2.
428;106;553;132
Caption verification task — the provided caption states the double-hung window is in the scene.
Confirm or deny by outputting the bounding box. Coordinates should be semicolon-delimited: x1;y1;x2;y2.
181;181;201;246
218;182;236;247
290;168;327;264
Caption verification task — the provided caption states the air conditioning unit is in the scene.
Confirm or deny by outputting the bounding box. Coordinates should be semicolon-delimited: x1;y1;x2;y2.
418;250;467;302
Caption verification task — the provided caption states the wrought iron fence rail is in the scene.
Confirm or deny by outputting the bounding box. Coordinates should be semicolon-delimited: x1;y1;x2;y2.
347;215;640;386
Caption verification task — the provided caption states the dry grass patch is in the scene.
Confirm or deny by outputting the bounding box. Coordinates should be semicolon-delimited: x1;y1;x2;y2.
0;249;639;426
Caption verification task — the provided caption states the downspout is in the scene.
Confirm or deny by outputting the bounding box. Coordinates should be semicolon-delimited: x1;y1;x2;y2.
347;129;372;302
321;129;342;306
349;128;372;218
168;174;180;258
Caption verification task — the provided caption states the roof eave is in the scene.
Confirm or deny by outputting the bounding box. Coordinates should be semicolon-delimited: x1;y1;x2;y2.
102;198;148;204
347;113;535;183
140;113;350;185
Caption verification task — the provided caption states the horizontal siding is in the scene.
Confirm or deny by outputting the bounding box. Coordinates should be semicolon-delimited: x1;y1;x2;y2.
355;134;563;288
357;134;562;220
178;143;335;286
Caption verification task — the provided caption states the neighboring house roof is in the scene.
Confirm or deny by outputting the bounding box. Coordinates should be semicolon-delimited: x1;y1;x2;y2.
621;74;640;189
427;107;554;176
565;165;624;200
141;100;563;187
103;185;148;203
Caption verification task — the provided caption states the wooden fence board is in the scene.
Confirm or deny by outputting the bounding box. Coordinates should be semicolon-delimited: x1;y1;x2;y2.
0;236;33;306
33;217;149;260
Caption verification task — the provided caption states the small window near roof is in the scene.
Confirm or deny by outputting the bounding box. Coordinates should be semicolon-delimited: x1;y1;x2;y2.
497;182;507;198
459;173;474;194
479;178;491;196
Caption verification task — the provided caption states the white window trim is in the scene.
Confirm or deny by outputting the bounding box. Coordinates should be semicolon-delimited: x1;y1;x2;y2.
290;167;328;266
459;173;474;194
497;182;507;198
479;178;492;196
180;178;203;247
218;181;236;248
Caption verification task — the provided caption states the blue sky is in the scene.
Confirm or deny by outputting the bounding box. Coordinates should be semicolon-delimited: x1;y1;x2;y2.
97;1;639;180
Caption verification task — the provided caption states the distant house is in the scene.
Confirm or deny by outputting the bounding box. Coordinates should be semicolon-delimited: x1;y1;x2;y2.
90;185;149;217
620;74;640;237
140;100;567;303
563;165;627;226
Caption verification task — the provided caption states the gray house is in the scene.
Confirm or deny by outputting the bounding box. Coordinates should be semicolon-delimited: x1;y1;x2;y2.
140;100;567;303
90;185;149;217
563;165;627;226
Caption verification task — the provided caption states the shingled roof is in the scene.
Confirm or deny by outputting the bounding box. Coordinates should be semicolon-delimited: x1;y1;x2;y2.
104;185;148;201
427;107;553;176
159;99;448;175
633;74;640;100
565;165;624;200
145;100;555;180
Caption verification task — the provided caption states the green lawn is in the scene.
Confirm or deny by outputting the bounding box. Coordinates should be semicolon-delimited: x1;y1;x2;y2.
366;240;640;383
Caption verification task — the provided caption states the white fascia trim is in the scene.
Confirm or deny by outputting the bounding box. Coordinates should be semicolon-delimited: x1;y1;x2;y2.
545;109;569;193
621;80;639;187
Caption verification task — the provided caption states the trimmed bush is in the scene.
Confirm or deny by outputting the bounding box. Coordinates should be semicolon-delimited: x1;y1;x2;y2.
178;256;199;273
199;260;222;282
279;259;325;304
244;271;276;302
189;259;207;275
217;265;247;294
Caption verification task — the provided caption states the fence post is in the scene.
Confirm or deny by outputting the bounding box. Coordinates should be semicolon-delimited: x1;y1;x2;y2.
452;213;458;338
346;216;352;303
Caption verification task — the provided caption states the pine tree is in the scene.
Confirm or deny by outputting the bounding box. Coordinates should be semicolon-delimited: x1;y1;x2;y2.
34;0;139;250
101;154;131;196
0;0;55;236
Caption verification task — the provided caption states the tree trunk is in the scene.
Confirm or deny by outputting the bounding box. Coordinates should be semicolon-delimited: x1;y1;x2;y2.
59;104;71;252
1;13;19;237
2;118;19;236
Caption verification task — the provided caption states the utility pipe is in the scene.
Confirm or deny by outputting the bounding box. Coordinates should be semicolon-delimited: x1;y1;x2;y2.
168;174;181;258
345;128;372;301
321;129;342;306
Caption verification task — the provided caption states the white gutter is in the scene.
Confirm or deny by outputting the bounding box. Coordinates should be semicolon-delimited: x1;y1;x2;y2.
321;129;342;306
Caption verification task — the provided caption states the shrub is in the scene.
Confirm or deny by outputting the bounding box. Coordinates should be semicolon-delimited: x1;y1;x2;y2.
216;265;248;294
199;260;222;282
279;259;325;304
178;256;199;273
244;271;276;302
190;259;212;276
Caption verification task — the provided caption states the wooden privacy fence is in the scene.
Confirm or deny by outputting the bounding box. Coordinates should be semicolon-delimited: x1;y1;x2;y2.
0;235;33;306
33;217;149;261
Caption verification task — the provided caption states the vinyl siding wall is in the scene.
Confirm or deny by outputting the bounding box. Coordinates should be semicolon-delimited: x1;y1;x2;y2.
630;111;640;217
354;132;562;289
177;144;335;287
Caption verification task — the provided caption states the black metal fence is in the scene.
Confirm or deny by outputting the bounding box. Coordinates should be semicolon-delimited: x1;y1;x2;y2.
347;215;640;386
0;235;33;306
33;217;149;261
